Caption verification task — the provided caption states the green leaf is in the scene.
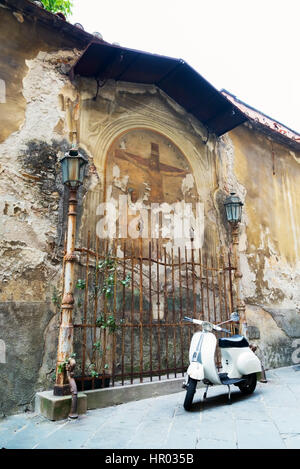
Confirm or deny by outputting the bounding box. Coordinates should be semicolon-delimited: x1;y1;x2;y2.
41;0;73;17
76;279;86;290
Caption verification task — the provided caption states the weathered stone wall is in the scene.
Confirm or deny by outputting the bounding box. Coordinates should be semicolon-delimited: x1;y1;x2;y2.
218;124;300;368
0;4;87;416
75;77;228;255
1;1;299;417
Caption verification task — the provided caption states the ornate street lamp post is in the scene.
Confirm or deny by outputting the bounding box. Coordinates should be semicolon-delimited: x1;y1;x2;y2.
54;149;87;402
223;192;247;336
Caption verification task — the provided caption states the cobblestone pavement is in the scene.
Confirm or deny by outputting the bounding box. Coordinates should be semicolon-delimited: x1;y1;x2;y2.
1;366;300;449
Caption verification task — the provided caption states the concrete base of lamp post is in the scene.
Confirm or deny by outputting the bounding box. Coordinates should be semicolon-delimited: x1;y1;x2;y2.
35;377;192;421
35;391;87;421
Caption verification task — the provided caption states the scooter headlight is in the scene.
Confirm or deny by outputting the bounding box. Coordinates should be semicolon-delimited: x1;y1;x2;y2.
202;321;213;332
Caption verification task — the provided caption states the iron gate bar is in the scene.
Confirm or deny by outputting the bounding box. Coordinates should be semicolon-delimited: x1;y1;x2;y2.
102;239;108;387
82;231;90;388
199;248;204;320
163;247;169;378
211;255;217;324
112;240;117;387
184;247;191;345
156;239;162;380
130;239;134;384
70;234;236;387
171;247;177;377
178;247;184;375
121;240;126;386
139;238;143;383
228;252;234;316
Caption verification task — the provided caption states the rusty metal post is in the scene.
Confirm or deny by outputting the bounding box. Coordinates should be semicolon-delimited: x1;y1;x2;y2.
231;223;247;337
54;188;78;396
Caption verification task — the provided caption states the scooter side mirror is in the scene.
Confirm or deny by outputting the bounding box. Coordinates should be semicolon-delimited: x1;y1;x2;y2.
230;312;239;322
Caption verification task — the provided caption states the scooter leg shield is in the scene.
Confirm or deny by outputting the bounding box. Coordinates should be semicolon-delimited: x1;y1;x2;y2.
187;362;204;381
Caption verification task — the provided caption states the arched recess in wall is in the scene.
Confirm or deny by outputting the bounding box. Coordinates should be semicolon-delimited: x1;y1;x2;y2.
79;116;218;254
103;127;200;254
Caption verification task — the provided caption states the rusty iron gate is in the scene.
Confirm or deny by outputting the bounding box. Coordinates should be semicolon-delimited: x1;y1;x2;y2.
63;235;236;391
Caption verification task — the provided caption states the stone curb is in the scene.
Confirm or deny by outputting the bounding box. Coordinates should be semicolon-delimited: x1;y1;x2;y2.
35;377;190;421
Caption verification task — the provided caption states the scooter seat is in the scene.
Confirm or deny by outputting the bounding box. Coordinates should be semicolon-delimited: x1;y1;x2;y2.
219;335;249;348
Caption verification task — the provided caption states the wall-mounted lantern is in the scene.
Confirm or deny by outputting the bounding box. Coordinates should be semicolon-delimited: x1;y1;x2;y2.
224;192;243;224
60;149;87;188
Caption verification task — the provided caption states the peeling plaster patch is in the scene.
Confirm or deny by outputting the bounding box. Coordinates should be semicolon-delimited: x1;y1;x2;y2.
239;229;247;252
218;135;247;201
256;223;300;308
143;182;151;201
0;50;69;163
262;307;300;338
289;151;300;163
112;164;120;179
0;242;47;283
181;173;195;197
245;304;294;368
12;11;24;23
263;255;300;309
112;165;129;192
285;176;299;259
117;81;157;96
240;253;256;299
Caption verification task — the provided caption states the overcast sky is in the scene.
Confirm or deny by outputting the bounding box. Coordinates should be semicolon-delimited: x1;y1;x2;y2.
69;0;300;133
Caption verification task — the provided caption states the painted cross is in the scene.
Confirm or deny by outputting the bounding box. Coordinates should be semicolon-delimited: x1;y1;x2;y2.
114;143;190;203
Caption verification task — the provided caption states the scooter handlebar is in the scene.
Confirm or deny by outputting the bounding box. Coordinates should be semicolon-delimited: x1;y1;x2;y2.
183;316;230;334
183;316;195;323
183;316;203;325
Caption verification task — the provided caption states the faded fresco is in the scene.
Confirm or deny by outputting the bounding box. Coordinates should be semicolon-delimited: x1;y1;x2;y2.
103;128;200;251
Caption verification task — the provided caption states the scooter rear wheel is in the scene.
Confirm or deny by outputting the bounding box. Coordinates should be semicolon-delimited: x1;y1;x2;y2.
237;372;257;394
183;377;197;411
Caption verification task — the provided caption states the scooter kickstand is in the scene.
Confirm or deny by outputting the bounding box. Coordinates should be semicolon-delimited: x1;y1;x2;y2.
227;385;232;404
203;384;209;400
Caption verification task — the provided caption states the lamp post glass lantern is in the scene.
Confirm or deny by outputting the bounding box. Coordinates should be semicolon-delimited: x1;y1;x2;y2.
60;149;87;188
224;192;243;224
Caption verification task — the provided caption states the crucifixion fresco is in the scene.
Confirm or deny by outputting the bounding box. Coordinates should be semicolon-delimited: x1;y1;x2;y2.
103;128;200;245
106;129;198;205
114;142;190;203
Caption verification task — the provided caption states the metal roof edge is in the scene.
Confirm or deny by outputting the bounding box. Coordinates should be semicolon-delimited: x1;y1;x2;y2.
221;89;300;151
70;42;248;137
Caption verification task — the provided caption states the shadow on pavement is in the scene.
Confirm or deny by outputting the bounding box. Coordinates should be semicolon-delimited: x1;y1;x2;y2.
188;387;256;412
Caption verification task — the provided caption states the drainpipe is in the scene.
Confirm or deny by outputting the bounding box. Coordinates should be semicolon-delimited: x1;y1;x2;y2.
231;223;247;337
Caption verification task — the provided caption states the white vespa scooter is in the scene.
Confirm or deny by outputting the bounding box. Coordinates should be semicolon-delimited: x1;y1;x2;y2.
183;313;262;410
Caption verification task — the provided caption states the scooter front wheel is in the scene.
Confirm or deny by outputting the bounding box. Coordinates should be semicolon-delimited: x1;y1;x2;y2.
183;377;197;411
237;372;257;395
